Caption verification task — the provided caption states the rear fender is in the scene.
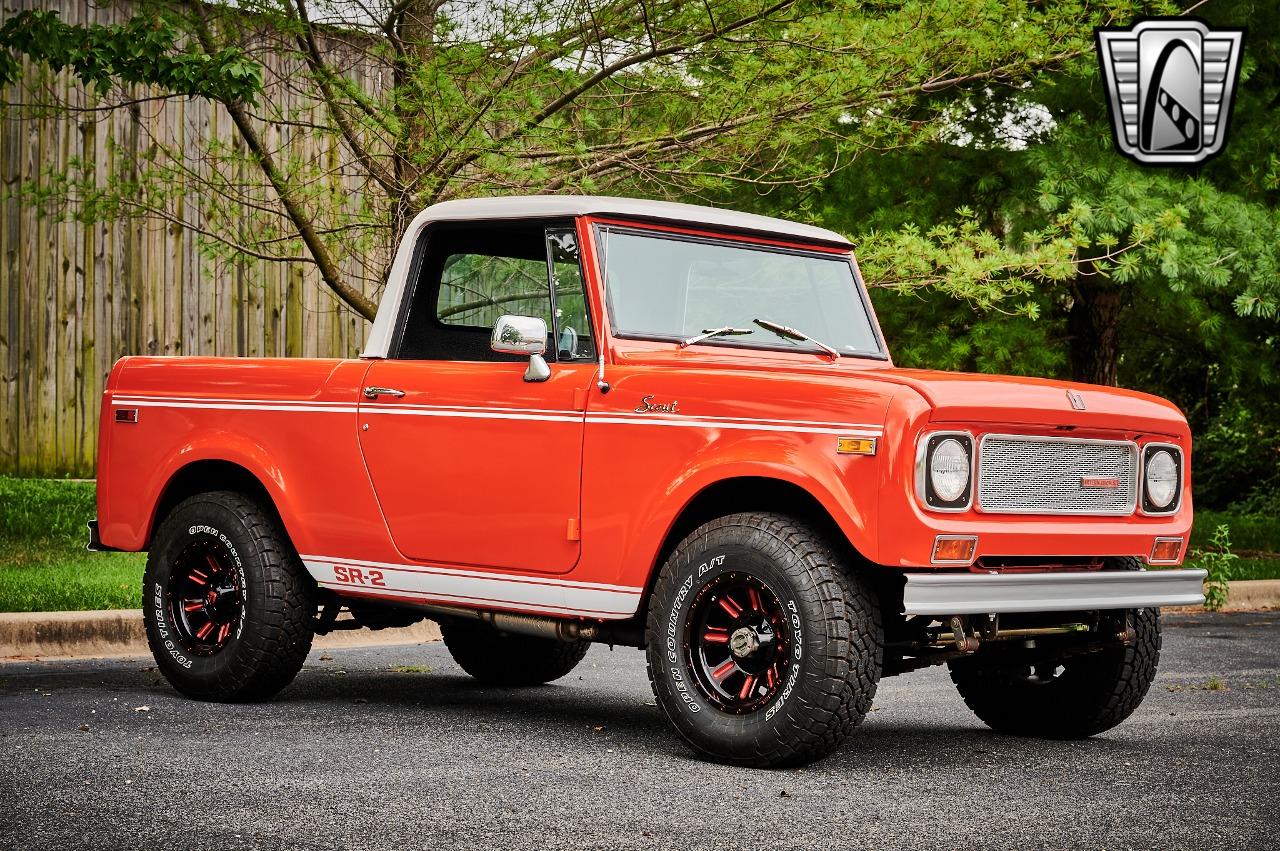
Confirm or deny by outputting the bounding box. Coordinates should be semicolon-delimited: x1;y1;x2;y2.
121;436;294;551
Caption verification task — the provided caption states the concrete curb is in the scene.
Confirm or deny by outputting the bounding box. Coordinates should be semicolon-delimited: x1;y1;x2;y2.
0;609;441;660
1221;578;1280;611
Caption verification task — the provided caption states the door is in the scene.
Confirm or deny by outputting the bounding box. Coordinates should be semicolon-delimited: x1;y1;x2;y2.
357;222;598;574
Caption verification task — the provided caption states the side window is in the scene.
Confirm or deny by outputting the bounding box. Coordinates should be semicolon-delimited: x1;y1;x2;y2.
396;222;596;362
437;254;553;332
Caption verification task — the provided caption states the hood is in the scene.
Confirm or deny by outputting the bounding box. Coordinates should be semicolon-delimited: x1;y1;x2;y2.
872;368;1189;436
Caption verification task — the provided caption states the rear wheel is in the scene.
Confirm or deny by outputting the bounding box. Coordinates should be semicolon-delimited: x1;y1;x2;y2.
645;512;882;768
440;619;590;685
949;606;1161;739
143;491;314;701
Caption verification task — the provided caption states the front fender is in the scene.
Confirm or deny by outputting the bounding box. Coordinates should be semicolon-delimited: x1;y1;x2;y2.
611;448;881;590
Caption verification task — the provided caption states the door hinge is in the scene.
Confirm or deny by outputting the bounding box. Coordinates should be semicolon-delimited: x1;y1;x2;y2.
567;518;580;542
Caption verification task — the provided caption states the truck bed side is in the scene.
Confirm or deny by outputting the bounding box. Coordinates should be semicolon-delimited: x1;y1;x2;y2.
95;357;385;558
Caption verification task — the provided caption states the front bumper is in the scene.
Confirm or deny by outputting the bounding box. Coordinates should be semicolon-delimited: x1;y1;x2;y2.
902;568;1206;616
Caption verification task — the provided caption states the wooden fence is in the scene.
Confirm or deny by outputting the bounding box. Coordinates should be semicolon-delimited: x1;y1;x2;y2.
0;0;383;477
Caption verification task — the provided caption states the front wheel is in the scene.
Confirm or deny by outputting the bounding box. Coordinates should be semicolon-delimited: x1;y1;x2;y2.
949;607;1161;738
645;512;882;768
143;491;315;702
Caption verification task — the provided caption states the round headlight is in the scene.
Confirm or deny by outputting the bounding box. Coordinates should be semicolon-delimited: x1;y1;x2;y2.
1145;449;1178;509
929;438;971;503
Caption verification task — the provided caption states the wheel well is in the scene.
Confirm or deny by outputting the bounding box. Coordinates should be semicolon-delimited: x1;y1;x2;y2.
647;477;868;599
639;476;902;640
148;460;282;548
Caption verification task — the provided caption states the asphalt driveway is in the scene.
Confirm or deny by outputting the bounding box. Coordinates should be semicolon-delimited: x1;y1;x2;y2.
1;612;1277;850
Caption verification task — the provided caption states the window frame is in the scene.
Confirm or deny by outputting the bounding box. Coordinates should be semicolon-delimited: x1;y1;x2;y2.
388;220;598;363
592;223;888;361
543;226;597;363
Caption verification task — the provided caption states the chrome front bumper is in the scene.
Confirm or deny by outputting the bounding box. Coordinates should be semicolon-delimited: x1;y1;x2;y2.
902;568;1207;616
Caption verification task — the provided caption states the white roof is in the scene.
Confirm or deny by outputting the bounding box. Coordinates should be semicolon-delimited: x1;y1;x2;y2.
362;195;850;358
418;195;851;246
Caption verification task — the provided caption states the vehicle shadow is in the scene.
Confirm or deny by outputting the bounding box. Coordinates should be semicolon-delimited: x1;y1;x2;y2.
0;654;1157;771
281;665;1152;770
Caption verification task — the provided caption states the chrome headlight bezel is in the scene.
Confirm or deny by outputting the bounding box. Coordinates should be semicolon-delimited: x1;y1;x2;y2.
915;431;975;512
1140;443;1183;515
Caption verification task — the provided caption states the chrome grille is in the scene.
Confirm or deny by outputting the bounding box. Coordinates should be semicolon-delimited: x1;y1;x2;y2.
977;435;1137;515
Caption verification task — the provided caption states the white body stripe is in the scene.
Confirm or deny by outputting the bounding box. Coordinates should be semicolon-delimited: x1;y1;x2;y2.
304;557;641;619
118;400;357;414
364;407;583;424
110;395;882;436
586;416;879;437
301;553;642;593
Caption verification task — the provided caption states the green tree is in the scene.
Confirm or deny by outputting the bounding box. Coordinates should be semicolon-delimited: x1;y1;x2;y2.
3;0;1127;319
721;1;1280;506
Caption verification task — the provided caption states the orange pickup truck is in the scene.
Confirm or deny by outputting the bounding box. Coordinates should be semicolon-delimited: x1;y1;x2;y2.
91;196;1204;767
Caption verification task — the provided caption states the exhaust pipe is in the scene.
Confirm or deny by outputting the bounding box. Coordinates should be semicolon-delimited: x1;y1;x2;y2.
422;604;600;643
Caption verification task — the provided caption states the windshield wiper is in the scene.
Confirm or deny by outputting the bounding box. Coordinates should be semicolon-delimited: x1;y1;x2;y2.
679;326;754;348
752;318;840;361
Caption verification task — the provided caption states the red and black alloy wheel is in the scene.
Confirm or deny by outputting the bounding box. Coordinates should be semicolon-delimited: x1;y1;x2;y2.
166;541;244;655
144;491;314;702
646;512;882;768
686;572;794;714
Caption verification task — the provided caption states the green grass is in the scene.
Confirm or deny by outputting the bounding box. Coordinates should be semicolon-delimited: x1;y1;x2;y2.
1183;554;1280;582
1191;510;1280;555
1188;509;1280;581
0;477;144;612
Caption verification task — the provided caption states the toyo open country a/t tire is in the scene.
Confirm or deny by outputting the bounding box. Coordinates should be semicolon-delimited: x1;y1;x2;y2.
645;512;882;768
949;558;1161;739
143;491;315;702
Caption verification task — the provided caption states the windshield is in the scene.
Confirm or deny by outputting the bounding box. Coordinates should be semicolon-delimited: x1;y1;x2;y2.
600;228;882;358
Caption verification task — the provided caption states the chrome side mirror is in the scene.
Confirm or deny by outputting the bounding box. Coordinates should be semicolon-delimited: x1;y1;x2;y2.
491;314;550;382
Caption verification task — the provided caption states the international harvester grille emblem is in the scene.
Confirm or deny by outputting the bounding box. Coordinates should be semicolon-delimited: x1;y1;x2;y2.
1095;19;1244;165
1081;476;1121;489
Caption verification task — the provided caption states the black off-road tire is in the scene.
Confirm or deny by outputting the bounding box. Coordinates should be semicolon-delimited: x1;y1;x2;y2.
144;491;315;702
949;559;1161;739
440;619;590;685
644;512;882;768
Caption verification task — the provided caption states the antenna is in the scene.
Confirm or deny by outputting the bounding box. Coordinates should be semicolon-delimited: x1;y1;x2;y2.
596;227;612;394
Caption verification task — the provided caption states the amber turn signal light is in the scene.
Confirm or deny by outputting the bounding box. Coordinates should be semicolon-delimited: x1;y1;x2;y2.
836;436;877;456
931;535;977;564
1150;537;1184;564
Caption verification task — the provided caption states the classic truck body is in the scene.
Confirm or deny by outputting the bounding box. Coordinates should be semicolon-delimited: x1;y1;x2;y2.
93;196;1205;765
95;196;1199;620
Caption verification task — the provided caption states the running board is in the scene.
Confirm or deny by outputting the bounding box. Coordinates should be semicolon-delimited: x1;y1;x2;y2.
902;568;1207;616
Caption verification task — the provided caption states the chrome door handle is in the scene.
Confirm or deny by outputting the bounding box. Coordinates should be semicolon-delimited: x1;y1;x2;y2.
362;386;406;399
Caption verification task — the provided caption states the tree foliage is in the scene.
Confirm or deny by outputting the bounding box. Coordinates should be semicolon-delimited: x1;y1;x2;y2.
728;0;1280;507
0;9;260;102
3;0;1278;507
1;0;1123;317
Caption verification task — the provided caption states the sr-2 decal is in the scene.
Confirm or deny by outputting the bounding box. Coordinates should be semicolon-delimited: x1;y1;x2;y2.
331;565;386;587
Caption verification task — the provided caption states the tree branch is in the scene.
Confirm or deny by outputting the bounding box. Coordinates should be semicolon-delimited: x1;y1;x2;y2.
191;4;377;321
288;0;401;197
427;0;794;201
